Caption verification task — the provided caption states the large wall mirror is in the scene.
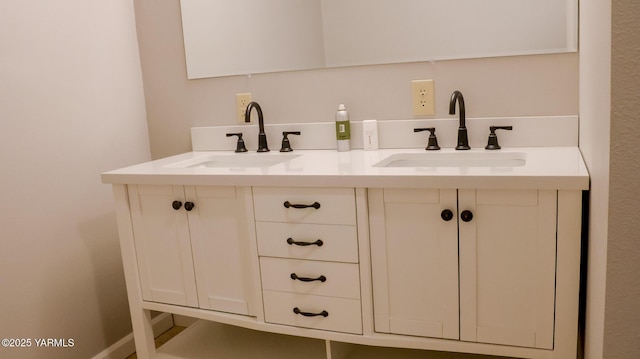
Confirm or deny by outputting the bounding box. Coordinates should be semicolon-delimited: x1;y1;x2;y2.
180;0;578;79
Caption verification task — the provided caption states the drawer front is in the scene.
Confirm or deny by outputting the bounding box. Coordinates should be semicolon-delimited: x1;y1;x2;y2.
260;257;360;299
253;187;356;225
256;222;358;263
263;290;362;334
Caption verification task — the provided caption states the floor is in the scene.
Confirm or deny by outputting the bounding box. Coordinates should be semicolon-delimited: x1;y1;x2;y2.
125;326;186;359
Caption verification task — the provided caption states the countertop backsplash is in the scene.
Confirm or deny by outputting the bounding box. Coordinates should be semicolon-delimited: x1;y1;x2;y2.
191;116;578;152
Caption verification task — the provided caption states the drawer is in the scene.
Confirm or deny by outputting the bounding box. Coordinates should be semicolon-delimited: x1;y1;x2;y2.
263;290;362;334
253;187;356;225
256;222;358;263
260;257;360;299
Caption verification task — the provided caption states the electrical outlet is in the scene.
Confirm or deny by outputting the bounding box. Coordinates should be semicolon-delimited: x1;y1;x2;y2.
411;80;435;116
236;93;252;123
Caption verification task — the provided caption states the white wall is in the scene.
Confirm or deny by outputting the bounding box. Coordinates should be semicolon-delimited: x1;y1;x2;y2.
578;1;611;358
0;1;150;358
580;0;640;358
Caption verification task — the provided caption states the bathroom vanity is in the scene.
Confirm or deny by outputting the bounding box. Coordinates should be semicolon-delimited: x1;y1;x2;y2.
102;118;588;359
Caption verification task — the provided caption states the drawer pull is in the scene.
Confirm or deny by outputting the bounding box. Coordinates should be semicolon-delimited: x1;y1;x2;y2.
293;307;329;317
290;273;327;282
286;238;324;247
283;201;321;209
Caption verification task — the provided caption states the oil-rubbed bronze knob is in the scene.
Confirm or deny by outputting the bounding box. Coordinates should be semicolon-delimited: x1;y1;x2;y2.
226;133;248;153
461;210;473;222
184;202;195;211
280;131;301;152
485;126;513;150
172;201;182;210
441;209;454;221
414;127;441;151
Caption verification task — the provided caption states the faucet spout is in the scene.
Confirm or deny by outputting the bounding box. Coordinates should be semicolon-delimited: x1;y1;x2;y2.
245;101;269;152
449;90;470;150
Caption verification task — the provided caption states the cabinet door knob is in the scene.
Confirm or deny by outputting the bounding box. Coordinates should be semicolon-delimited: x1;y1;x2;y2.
293;307;329;317
286;238;324;247
441;209;454;221
283;201;321;209
184;201;195;211
290;273;327;282
172;201;182;210
461;210;474;222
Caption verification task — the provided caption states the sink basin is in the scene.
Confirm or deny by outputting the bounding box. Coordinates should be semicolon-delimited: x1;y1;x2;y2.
167;153;300;168
373;152;526;168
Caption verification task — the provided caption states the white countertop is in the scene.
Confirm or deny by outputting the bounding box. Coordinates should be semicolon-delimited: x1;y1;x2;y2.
102;147;589;190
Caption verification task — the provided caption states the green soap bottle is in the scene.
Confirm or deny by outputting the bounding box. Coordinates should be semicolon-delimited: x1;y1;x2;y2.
335;104;351;152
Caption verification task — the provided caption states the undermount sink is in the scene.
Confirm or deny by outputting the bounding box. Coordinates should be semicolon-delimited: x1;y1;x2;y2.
167;153;300;168
373;151;527;168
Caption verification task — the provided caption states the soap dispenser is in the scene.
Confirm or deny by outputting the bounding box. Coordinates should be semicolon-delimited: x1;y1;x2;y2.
335;104;351;152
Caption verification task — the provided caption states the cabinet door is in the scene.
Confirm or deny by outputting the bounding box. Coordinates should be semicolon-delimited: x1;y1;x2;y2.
188;186;255;316
369;188;459;339
459;189;557;349
128;185;198;307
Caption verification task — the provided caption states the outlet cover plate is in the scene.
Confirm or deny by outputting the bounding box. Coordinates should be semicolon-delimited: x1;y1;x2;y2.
411;80;435;116
236;93;252;123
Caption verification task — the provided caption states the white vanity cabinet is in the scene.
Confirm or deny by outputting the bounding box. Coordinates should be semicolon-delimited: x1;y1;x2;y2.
369;188;561;349
104;144;587;359
127;184;256;316
253;187;363;334
114;182;581;359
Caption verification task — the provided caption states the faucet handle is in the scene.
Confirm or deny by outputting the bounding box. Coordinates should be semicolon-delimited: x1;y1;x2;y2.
485;126;513;150
280;131;301;152
226;133;248;153
414;128;441;151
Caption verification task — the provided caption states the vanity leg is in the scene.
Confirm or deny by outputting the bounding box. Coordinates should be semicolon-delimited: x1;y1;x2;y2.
130;308;155;359
112;184;156;358
326;340;355;359
554;190;582;359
